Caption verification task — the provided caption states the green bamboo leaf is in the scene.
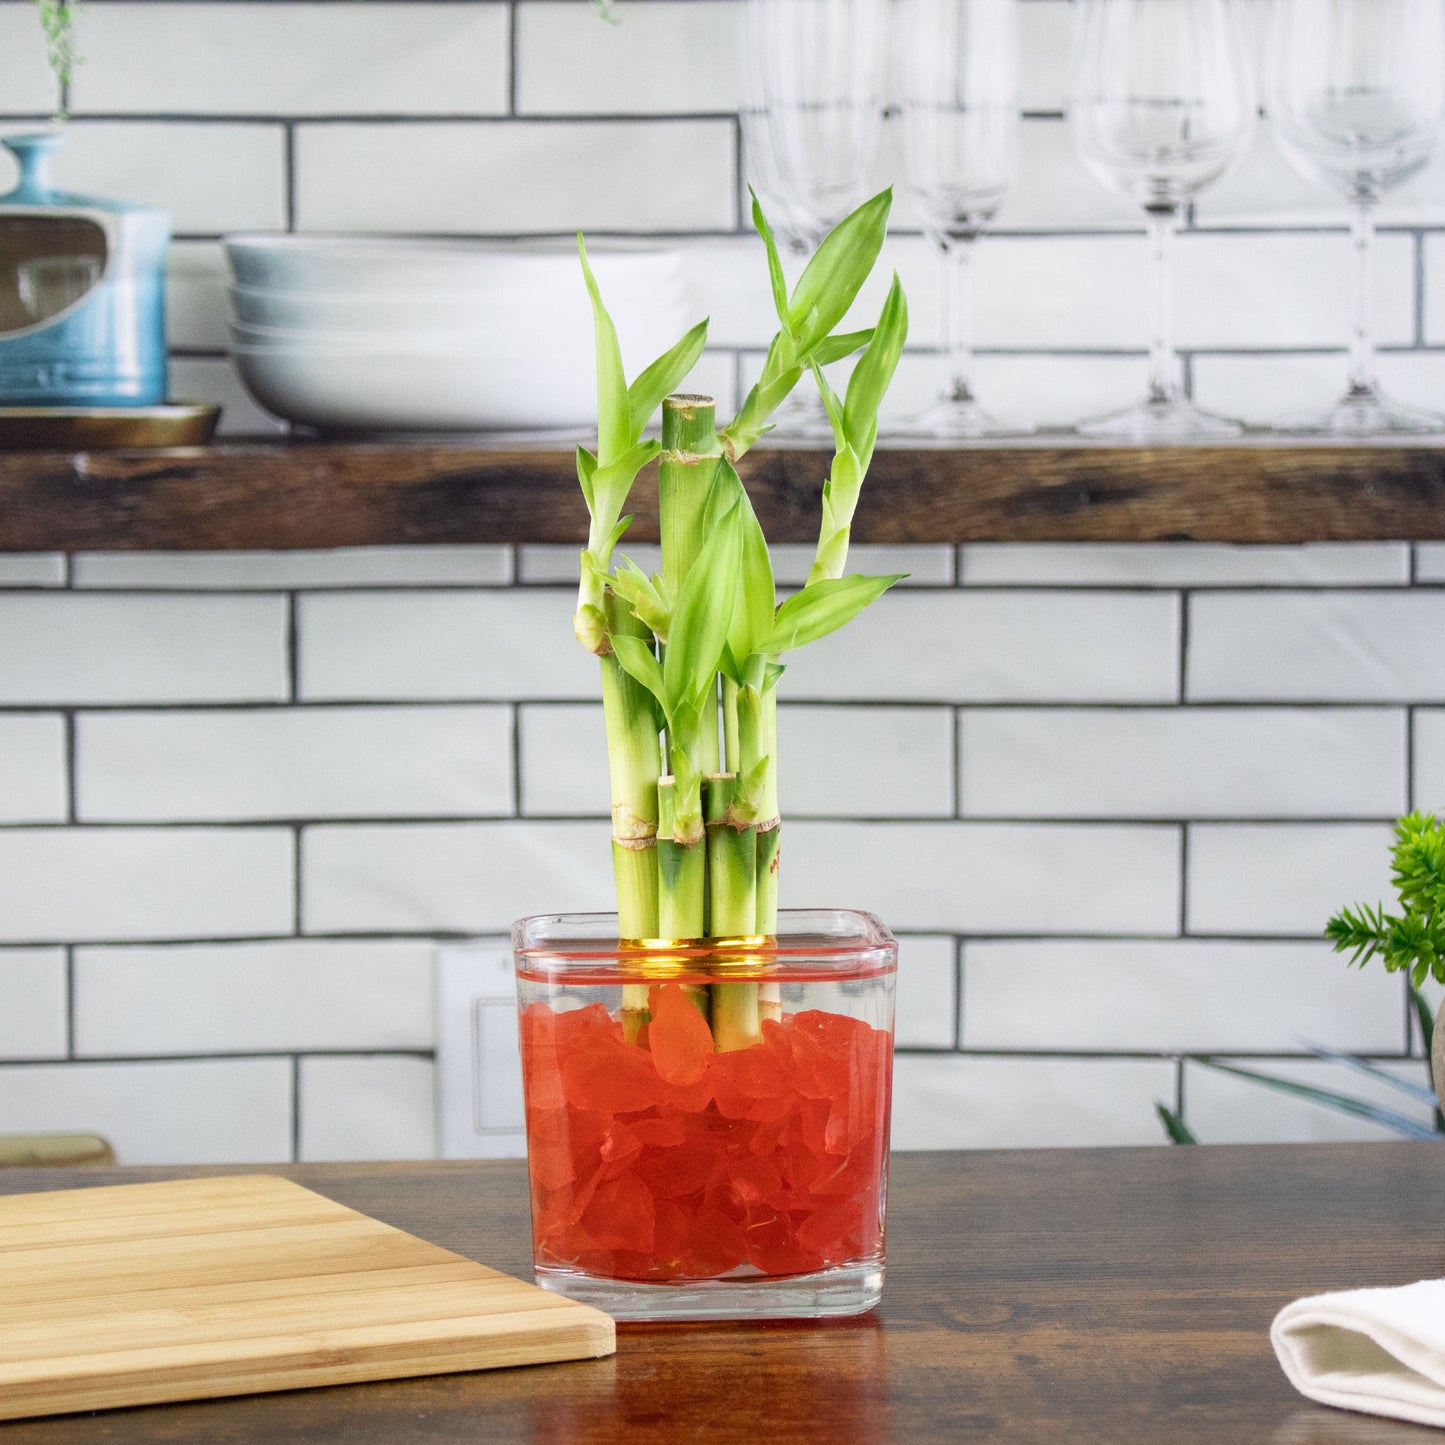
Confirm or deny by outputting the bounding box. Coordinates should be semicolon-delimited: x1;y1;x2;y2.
751;189;791;331
809;361;849;455
1154;1102;1197;1145
578;234;629;465
609;632;666;707
1192;1056;1441;1139
628;318;709;441
610;556;671;640
759;574;901;655
843;273;908;472
724;467;775;666
1302;1041;1439;1107
575;446;598;514
812;328;875;368
663;492;743;710
787;189;891;354
668;746;705;837
700;454;744;530
588;439;662;545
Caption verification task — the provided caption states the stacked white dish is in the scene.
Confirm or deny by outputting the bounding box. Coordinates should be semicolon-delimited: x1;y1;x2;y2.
222;235;696;433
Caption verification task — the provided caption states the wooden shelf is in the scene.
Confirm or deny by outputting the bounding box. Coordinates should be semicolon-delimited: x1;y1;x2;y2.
2;435;1444;550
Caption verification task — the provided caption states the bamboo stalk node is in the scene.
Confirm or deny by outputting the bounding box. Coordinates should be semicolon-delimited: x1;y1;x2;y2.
611;804;656;842
659;448;719;467
573;605;612;655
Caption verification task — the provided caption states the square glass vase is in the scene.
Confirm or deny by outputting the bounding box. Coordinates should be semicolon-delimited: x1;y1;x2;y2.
511;908;897;1322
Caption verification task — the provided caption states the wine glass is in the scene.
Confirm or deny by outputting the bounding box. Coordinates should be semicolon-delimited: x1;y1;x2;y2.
1266;0;1445;435
895;0;1026;437
740;0;890;435
1066;0;1255;440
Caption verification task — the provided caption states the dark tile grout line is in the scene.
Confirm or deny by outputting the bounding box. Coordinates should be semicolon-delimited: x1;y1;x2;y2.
1178;825;1190;938
282;121;296;233
286;592;300;702
950;704;962;821
0;811;1416;831
952;937;965;1052
1;1043;1415;1070
1177;589;1190;706
291;827;304;937
0;698;1431;716
290;1054;301;1163
1407;705;1417;812
64;711;77;825
510;703;524;817
506;0;519;119
1414;232;1426;349
64;946;76;1060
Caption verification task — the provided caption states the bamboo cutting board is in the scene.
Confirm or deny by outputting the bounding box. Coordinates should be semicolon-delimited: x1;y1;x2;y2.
0;1173;615;1421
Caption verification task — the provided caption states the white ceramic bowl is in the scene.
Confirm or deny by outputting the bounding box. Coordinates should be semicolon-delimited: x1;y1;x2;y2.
222;235;697;431
228;283;517;333
222;233;686;299
228;319;489;352
231;343;602;432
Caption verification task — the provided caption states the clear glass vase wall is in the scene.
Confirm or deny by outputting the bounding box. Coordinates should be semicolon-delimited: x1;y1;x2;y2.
512;909;897;1321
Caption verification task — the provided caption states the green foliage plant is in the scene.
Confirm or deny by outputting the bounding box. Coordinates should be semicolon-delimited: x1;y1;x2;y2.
1325;810;1445;988
1157;814;1445;1143
33;0;79;122
572;188;907;1049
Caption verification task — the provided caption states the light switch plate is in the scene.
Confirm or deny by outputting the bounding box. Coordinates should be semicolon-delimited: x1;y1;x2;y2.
435;943;527;1159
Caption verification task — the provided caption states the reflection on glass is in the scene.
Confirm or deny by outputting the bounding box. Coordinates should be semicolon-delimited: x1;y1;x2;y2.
16;253;101;322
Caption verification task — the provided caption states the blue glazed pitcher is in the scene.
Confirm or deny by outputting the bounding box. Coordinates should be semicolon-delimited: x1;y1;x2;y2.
0;131;168;407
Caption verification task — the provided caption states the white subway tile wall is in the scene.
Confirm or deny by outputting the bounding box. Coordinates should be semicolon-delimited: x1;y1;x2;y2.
0;0;1441;1160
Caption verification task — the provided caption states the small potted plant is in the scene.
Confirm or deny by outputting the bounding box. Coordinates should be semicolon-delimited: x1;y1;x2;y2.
1326;810;1445;1109
1157;813;1445;1144
512;190;909;1320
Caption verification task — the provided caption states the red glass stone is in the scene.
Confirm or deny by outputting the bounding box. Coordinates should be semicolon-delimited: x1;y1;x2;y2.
519;985;892;1282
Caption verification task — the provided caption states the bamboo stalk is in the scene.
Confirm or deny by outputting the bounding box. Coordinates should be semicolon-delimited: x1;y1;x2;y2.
706;772;762;1051
600;594;662;1038
755;686;782;1024
657;775;704;941
659;396;723;778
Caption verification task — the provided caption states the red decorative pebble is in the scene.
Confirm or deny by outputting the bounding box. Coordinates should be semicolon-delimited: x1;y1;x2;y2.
520;985;892;1282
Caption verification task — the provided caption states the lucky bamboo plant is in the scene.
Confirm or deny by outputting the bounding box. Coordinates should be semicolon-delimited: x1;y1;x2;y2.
571;189;907;1053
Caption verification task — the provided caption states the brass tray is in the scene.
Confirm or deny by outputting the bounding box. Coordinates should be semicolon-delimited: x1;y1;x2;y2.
0;403;221;450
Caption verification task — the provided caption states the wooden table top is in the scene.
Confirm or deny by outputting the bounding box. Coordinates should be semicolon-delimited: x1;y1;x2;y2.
0;1143;1441;1442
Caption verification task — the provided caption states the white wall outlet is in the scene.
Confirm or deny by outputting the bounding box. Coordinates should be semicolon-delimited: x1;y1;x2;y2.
434;943;527;1159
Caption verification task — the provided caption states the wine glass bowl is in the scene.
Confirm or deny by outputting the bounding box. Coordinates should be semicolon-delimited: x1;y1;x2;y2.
1266;0;1445;434
895;0;1024;437
741;0;890;435
1066;0;1255;440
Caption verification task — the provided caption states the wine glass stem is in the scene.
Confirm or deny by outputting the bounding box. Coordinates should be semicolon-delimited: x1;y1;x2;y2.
1144;205;1180;405
939;235;978;404
1346;197;1380;399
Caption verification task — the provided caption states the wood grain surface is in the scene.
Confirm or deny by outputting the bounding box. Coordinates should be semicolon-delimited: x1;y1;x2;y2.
0;1173;612;1421
0;439;1442;549
0;1144;1440;1442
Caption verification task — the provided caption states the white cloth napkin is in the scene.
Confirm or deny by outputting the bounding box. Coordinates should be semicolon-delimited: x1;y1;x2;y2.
1272;1280;1445;1428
